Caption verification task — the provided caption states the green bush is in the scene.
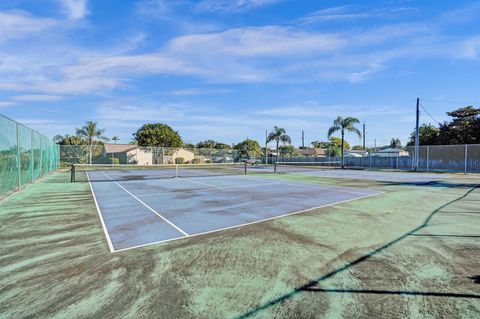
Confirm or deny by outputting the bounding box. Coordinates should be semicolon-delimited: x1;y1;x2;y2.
191;158;202;164
175;157;185;164
110;158;120;165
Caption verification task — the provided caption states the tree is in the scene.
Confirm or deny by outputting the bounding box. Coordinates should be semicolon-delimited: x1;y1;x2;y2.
329;137;350;150
327;116;362;168
390;138;402;148
196;140;217;148
267;126;291;159
76;121;109;164
196;140;231;149
111;136;120;144
133;123;183;147
233;139;261;159
133;123;183;164
311;141;329;148
279;145;297;157
407;124;440;146
439;106;480;144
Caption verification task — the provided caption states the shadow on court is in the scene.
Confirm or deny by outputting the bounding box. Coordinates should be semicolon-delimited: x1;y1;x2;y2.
235;184;480;319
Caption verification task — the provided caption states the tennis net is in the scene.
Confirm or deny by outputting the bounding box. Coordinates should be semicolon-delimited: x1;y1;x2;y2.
274;161;341;173
71;162;249;182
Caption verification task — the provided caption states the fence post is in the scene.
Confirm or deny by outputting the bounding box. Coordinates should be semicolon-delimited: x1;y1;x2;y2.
464;145;468;174
16;123;21;190
30;129;34;183
426;146;429;172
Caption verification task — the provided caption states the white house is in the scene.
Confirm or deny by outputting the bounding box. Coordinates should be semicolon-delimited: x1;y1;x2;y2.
103;144;196;164
369;148;410;157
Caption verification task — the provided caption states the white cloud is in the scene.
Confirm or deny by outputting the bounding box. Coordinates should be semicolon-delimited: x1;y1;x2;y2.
58;0;89;20
0;101;17;108
168;26;346;57
169;88;234;96
12;94;65;102
196;0;283;13
298;6;369;24
0;10;56;43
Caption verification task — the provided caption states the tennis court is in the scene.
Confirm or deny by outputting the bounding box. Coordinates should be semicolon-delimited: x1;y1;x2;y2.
274;162;451;183
81;166;383;252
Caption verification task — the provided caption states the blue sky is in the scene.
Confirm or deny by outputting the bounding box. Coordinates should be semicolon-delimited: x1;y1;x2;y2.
1;0;479;147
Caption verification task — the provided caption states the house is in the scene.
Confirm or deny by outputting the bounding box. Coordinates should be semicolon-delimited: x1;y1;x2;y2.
345;150;367;157
103;144;196;164
103;144;153;164
295;148;327;157
369;148;410;157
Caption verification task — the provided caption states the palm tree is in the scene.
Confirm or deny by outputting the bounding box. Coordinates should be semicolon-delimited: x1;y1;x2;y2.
267;126;291;160
76;121;109;164
327;116;362;168
111;136;120;144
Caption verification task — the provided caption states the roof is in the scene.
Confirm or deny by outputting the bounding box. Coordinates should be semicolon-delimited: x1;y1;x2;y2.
103;144;138;153
378;147;402;153
296;148;327;156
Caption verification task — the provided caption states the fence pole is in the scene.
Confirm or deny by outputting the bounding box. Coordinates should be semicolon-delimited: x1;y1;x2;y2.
30;129;34;183
426;146;429;172
464;145;468;174
16;123;21;190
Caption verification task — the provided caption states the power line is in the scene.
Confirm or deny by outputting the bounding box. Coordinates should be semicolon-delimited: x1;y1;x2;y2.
421;99;480;104
419;102;441;125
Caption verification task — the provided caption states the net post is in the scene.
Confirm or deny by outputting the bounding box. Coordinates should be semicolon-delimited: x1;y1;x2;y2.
464;144;468;174
70;164;75;183
274;162;277;173
244;162;247;175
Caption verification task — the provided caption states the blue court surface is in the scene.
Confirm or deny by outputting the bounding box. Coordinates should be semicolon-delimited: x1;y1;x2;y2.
87;171;383;252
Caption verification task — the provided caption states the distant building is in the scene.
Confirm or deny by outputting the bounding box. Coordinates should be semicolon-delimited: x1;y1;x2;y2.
102;144;196;164
295;148;327;157
369;148;410;157
344;150;365;157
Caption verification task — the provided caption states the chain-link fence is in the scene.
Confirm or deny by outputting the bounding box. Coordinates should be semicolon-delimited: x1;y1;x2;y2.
60;145;253;167
0;114;60;199
271;144;480;173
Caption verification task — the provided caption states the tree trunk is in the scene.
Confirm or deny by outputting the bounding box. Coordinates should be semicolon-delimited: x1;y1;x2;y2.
276;140;279;162
89;141;92;165
341;130;345;169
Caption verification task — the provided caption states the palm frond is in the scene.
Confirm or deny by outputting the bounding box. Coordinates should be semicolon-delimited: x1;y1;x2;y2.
346;126;362;138
327;125;340;138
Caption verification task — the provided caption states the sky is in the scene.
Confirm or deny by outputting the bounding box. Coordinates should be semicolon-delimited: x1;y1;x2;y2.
0;0;479;147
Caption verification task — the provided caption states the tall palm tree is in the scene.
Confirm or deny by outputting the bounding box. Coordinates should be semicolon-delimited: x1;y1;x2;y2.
111;136;120;144
267;126;291;160
327;116;362;168
76;121;109;164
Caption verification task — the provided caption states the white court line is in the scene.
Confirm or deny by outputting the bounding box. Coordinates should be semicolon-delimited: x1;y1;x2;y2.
112;190;385;253
99;171;189;238
136;182;281;197
86;172;115;253
276;180;379;196
178;178;222;189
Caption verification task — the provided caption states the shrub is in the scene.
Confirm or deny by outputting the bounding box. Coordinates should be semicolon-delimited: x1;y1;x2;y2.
175;157;185;164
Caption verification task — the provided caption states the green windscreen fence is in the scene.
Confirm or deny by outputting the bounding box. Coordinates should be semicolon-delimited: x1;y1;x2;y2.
0;114;60;199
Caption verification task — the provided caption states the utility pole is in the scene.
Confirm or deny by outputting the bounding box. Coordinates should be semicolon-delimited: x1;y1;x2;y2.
265;130;268;165
363;123;366;151
301;130;305;148
415;97;420;171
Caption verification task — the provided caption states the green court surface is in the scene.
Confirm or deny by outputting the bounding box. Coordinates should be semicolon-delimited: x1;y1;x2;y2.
1;171;479;318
